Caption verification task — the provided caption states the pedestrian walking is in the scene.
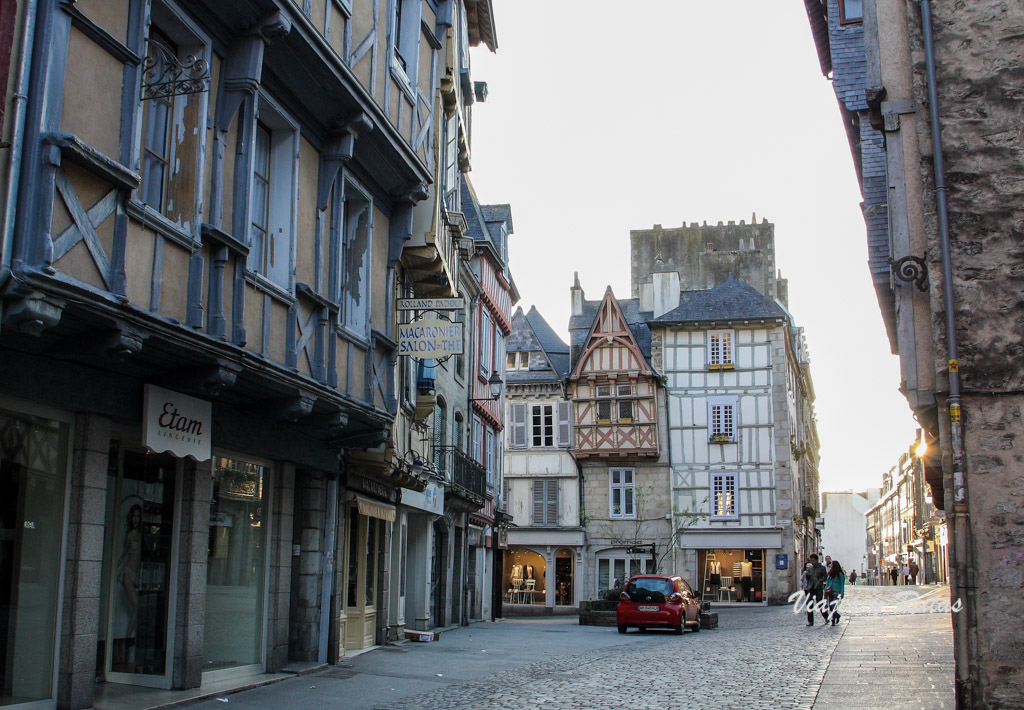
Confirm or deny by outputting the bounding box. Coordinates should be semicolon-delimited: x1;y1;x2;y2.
824;560;846;626
849;569;857;585
902;563;910;585
908;560;920;585
889;566;898;586
805;554;828;626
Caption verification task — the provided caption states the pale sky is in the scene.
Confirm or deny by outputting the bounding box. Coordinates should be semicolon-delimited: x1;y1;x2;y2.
467;0;919;493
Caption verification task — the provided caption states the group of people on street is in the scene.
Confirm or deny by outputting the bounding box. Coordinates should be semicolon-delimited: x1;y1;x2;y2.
888;559;920;585
801;554;846;626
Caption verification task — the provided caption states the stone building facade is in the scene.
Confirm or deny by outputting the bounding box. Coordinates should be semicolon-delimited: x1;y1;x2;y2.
0;1;511;708
806;0;1024;705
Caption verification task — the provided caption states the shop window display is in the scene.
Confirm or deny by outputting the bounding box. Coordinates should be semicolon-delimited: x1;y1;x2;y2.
504;548;545;604
104;449;178;677
555;549;574;606
697;549;765;603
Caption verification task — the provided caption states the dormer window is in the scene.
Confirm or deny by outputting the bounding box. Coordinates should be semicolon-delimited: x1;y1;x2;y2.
507;351;530;371
707;330;735;370
840;0;863;24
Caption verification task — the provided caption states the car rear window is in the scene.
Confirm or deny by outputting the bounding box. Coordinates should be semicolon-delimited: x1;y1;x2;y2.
626;578;673;601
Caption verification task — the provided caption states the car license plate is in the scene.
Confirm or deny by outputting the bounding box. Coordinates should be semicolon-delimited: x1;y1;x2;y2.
637;605;659;612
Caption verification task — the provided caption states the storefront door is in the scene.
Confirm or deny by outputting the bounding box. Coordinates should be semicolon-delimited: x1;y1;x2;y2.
203;456;269;680
100;448;180;688
0;407;70;708
343;506;384;650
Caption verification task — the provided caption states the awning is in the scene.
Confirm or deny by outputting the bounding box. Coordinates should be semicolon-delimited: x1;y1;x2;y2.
353;494;396;523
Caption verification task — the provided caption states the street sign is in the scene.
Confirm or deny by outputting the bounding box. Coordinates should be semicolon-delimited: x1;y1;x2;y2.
775;554;788;570
397;297;465;311
398;319;464;357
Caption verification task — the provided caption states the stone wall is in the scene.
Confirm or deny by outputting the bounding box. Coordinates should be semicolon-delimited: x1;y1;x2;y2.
907;2;1024;706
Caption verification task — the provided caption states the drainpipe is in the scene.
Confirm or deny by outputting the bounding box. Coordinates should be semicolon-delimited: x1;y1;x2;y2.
1;0;39;290
919;1;972;705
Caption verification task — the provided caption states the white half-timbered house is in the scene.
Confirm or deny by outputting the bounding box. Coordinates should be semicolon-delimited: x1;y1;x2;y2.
503;306;581;612
649;274;808;604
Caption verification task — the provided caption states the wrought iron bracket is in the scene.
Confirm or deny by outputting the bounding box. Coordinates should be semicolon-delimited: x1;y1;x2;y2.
889;255;929;292
141;38;210;101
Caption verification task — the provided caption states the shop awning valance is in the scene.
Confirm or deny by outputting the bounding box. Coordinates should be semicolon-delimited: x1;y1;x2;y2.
353;495;396;523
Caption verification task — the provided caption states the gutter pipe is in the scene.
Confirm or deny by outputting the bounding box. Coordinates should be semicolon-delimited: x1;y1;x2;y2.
919;1;972;706
1;0;39;289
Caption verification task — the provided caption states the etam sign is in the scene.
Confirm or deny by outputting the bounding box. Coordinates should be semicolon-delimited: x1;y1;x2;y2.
143;385;212;461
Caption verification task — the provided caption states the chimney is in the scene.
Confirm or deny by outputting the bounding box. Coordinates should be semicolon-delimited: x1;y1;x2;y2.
571;271;585;316
652;262;680;318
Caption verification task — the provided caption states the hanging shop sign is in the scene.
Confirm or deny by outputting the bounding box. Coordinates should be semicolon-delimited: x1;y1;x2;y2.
397;297;464;311
143;384;212;461
398;318;463;357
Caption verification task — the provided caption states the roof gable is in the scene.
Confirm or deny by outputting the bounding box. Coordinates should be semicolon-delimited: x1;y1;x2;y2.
652;274;787;324
570;287;653;381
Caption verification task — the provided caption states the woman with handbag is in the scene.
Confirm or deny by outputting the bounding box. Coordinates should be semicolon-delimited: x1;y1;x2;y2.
824;560;846;626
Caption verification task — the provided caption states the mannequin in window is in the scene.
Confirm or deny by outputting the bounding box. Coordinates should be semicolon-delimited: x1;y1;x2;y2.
511;563;524;581
740;559;753;602
525;564;535;580
709;559;722;597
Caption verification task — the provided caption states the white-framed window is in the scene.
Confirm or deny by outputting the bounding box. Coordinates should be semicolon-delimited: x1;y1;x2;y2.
485;426;495;489
708;395;737;443
137;2;209;230
442;112;459;211
339;178;373;337
596;384;612;424
597;555;654;594
711;472;738;519
472;415;482;464
609;467;635;519
247;94;297;288
532;404;554;447
616;383;634;423
707;330;735;370
480;309;493;377
532;479;558;526
391;0;421;83
506;351;530;371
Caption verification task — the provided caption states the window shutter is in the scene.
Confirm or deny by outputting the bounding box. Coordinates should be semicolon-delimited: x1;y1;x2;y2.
557;401;572;447
532;480;544;525
510;402;527;448
546;480;558;527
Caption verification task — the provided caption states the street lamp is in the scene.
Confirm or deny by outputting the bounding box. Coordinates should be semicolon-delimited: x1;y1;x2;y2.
469;370;503;401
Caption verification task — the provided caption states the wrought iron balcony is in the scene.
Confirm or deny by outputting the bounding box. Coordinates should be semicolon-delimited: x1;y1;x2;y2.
436;446;486;504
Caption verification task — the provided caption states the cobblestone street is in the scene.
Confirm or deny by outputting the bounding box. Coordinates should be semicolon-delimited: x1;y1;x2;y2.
186;586;954;710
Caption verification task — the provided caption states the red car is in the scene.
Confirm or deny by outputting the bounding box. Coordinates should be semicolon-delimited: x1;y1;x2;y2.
617;575;702;634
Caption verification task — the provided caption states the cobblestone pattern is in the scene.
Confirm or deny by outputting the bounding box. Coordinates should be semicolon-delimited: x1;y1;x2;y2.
380;610;837;709
377;586;950;710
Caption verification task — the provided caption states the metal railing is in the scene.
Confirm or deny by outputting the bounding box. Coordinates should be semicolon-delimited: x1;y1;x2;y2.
436;446;486;500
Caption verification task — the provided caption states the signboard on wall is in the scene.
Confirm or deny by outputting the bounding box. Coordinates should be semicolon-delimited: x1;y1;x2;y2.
775;554;788;570
398;319;464;357
143;385;212;461
397;298;464;311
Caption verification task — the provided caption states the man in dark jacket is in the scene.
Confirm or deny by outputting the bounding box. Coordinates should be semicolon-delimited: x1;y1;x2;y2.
805;554;828;626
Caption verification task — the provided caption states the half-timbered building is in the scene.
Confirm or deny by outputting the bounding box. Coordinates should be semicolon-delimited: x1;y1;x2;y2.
503;305;581;613
568;279;672;599
0;0;504;707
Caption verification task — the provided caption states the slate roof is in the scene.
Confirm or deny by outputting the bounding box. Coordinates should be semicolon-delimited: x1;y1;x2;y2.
481;204;513;233
525;306;570;379
651;274;787;324
460;180;486;240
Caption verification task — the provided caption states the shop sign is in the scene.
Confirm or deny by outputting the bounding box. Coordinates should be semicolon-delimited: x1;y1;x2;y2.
497;526;509;549
397;298;465;311
468;526;482;546
143;384;211;461
348;473;399;504
775;554;788;570
398;319;463;357
401;481;443;515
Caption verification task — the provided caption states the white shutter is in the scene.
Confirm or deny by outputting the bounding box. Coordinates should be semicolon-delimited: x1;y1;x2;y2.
510;402;527;448
532;480;544;525
557;401;572;447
